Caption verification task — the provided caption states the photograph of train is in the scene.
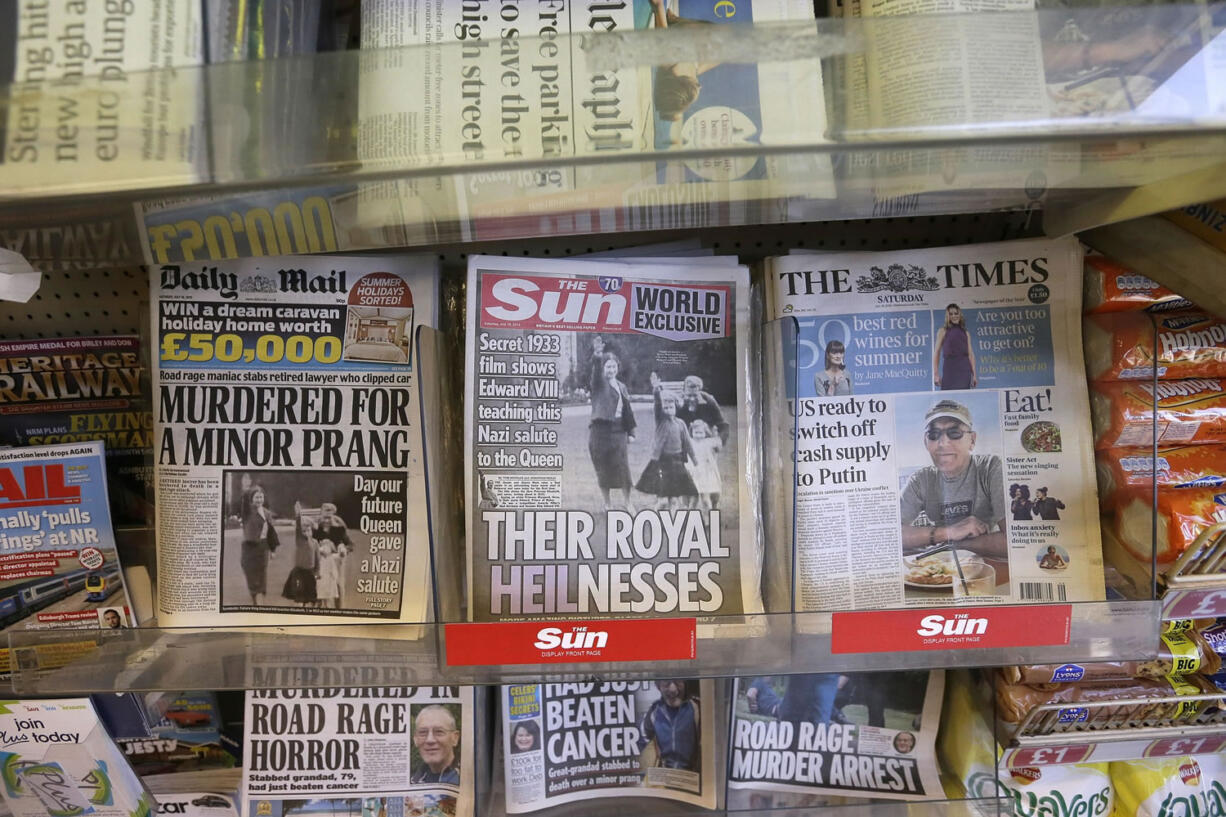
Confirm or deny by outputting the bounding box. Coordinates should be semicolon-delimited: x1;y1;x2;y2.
0;560;125;630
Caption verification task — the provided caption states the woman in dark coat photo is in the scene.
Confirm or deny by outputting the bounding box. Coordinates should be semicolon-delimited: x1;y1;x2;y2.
282;502;318;606
240;485;279;606
588;336;637;511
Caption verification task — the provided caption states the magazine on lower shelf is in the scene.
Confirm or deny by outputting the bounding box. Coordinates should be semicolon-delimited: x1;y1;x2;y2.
766;237;1105;611
149;256;438;629
500;679;717;812
728;671;945;800
0;697;155;817
0;441;133;680
241;686;475;817
464;255;760;626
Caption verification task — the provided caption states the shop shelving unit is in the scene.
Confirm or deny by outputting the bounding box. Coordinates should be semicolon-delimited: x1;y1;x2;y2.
2;3;1226;813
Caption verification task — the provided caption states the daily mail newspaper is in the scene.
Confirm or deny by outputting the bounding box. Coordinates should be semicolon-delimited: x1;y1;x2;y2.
501;679;716;812
767;237;1104;610
0;441;133;680
728;671;945;800
150;256;437;628
464;255;758;623
242;686;474;817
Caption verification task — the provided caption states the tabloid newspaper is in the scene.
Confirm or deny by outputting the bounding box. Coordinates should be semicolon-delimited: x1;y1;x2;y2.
0;697;154;817
357;0;830;242
241;686;474;817
0;441;133;680
766;237;1104;611
0;0;205;197
150;256;438;628
728;671;944;800
0;336;151;527
464;255;758;625
500;680;716;812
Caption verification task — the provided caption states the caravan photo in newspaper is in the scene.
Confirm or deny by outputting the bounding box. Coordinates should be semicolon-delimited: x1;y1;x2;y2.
728;671;944;800
0;441;132;679
502;680;716;812
464;255;758;624
767;237;1104;612
150;256;438;628
242;687;474;817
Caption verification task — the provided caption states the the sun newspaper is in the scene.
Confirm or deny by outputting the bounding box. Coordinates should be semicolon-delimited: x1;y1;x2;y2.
464;255;760;629
501;679;717;812
766;237;1104;612
150;256;437;629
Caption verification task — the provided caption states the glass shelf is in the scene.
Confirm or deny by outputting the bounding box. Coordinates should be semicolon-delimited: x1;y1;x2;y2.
1;5;1224;268
5;601;1158;694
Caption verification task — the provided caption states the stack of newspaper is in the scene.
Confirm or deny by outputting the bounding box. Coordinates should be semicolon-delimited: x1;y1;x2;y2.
765;237;1105;611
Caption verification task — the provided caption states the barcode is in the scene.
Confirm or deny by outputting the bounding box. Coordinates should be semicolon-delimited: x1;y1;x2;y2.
1020;582;1067;602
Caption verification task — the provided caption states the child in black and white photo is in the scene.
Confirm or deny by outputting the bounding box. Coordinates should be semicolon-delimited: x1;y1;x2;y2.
687;419;723;510
636;373;699;510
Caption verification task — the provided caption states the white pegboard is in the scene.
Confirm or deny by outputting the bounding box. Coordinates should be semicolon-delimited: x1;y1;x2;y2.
0;213;1035;340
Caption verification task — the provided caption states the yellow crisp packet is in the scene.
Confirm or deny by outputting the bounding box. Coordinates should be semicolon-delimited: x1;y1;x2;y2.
999;764;1111;817
1111;757;1209;817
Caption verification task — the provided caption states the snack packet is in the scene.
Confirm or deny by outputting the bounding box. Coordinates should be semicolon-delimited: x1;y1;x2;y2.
1090;379;1226;449
999;763;1112;817
1085;312;1226;382
1113;488;1226;566
1083;254;1193;314
1097;446;1226;497
1111;757;1208;817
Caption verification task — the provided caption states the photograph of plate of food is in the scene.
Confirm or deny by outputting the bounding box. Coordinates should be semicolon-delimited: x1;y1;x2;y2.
1021;420;1061;452
903;549;986;590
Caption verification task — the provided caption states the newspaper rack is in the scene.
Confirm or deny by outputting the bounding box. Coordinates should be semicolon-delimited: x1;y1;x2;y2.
1;5;1225;272
1002;690;1226;768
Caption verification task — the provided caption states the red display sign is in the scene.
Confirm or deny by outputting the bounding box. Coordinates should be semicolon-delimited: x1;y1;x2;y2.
830;605;1072;653
1165;587;1226;619
444;618;697;666
1006;745;1095;768
1145;735;1226;757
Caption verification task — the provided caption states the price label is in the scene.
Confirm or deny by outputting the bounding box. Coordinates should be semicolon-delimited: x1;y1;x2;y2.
1164;588;1226;619
1007;744;1094;767
1144;736;1226;757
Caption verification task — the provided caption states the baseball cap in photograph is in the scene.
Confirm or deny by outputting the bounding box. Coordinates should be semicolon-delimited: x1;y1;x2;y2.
925;399;973;429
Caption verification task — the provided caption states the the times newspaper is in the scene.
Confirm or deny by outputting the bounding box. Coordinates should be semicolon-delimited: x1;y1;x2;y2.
0;697;154;817
242;686;474;817
501;680;716;812
0;442;133;680
728;671;944;800
464;255;759;624
150;256;437;628
0;0;205;197
767;237;1104;611
357;0;831;243
0;337;151;527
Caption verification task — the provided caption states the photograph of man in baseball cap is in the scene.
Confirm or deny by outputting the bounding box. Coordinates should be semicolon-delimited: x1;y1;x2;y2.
899;398;1006;561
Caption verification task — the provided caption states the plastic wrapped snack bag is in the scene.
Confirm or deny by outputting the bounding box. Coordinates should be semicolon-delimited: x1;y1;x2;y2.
998;763;1112;817
1111;757;1208;817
